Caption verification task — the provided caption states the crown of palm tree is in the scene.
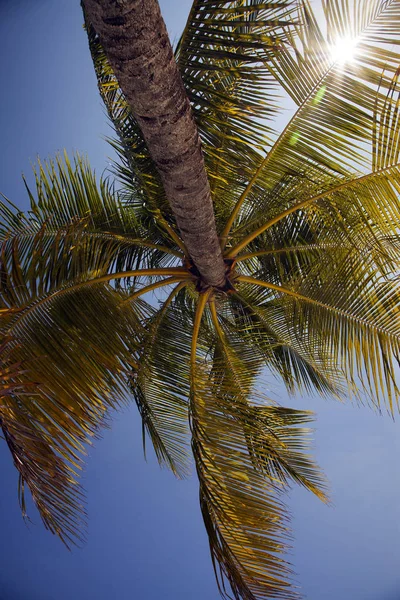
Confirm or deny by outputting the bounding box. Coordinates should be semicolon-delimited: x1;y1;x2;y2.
1;1;399;598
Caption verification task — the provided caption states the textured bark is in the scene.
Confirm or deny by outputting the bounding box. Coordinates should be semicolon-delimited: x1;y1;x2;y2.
82;0;227;288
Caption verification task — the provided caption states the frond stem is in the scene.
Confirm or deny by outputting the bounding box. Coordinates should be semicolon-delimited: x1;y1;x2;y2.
7;268;188;330
121;277;190;304
226;162;400;258
236;243;344;262
237;275;400;340
209;297;224;343
220;63;337;249
190;290;212;378
153;210;189;256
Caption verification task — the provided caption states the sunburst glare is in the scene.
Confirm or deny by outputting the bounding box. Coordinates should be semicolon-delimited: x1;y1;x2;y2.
330;36;359;64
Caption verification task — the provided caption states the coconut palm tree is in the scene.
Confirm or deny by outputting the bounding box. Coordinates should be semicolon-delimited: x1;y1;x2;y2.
1;1;400;598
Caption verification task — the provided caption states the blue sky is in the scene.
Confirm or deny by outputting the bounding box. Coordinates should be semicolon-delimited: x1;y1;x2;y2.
0;2;399;599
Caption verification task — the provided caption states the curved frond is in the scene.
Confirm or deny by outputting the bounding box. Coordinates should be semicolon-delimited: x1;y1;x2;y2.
191;293;292;600
0;284;145;546
0;337;86;547
0;168;188;543
24;152;136;232
227;288;343;398
175;0;297;226
129;283;192;478
237;262;400;411
222;1;400;246
209;299;328;499
191;376;296;600
0;154;183;308
186;294;327;599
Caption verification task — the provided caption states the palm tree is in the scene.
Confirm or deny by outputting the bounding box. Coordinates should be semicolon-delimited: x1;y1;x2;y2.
1;0;400;597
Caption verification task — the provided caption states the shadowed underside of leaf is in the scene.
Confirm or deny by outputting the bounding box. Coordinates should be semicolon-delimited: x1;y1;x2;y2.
0;156;185;545
0;337;87;547
129;283;193;478
187;295;328;599
191;383;297;600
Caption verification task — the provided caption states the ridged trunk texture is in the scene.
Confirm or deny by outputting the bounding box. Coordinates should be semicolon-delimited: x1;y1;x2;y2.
82;0;227;288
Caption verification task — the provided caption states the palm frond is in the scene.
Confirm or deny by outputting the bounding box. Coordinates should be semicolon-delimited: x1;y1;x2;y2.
0;159;190;543
24;152;136;232
222;0;400;246
323;0;400;46
0;273;149;543
191;375;296;600
185;294;328;599
0;154;182;284
237;259;400;411
175;0;297;226
129;282;192;478
373;67;400;171
209;299;328;499
244;405;328;500
0;337;86;547
227;288;343;398
191;292;294;599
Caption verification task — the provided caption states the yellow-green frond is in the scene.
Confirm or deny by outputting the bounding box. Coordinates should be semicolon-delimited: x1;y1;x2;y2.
129;282;192;478
176;0;298;229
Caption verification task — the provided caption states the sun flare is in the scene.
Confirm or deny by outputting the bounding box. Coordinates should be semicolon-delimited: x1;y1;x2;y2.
330;36;359;64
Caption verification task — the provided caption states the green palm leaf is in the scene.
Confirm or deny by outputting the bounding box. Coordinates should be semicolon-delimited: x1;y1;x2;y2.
129;282;192;478
236;265;400;410
221;1;400;247
0;156;191;544
2;1;399;598
227;288;342;397
0;336;86;547
189;294;327;599
175;0;297;226
209;298;328;498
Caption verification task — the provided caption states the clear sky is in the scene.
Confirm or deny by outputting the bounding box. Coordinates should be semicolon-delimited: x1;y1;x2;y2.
0;2;399;599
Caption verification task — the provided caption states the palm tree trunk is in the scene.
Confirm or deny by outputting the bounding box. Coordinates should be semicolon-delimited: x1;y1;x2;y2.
82;0;227;289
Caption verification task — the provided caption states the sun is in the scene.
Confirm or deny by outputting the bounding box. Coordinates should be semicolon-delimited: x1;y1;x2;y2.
329;36;359;65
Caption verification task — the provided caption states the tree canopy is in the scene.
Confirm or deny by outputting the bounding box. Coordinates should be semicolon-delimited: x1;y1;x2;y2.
1;1;399;598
